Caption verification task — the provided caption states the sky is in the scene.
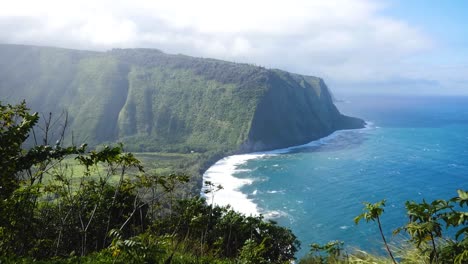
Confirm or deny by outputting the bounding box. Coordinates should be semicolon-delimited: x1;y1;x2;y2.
0;0;467;95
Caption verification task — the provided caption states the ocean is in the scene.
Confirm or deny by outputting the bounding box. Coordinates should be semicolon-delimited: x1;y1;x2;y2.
203;94;468;257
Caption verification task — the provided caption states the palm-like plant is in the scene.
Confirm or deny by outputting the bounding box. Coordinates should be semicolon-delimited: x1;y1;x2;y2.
394;199;450;263
355;199;397;264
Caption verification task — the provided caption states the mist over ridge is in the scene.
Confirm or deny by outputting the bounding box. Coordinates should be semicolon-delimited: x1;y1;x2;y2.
0;43;363;155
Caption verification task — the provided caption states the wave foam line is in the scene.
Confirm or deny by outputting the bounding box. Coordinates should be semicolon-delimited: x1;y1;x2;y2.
202;154;266;215
259;121;374;155
202;122;374;216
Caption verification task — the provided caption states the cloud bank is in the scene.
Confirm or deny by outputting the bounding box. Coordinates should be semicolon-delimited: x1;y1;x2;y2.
2;0;458;93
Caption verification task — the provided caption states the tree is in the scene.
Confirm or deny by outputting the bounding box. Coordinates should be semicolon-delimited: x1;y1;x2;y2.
393;199;450;263
354;200;397;264
0;101;146;258
0;101;39;199
0;101;300;263
0;101;83;256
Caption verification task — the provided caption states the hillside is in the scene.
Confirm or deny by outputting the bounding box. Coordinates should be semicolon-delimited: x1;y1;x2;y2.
0;43;364;184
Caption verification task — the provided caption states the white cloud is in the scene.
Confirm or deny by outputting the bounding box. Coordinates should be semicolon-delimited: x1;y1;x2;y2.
76;16;138;46
0;0;445;91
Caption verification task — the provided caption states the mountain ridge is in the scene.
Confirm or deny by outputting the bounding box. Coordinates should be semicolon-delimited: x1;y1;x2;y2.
0;43;364;156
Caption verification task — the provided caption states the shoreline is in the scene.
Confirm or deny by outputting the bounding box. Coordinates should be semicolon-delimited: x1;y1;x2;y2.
201;123;373;216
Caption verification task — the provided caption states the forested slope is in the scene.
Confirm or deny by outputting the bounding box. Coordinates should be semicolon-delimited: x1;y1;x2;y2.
0;44;363;155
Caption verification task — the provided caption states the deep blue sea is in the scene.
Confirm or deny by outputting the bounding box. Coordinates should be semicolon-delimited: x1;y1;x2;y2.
204;95;468;257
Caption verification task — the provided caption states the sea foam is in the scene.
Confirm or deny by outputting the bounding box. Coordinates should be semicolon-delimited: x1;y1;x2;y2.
202;123;373;216
202;154;267;215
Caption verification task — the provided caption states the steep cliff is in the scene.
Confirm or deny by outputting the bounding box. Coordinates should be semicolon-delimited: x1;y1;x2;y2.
242;70;364;151
0;44;364;154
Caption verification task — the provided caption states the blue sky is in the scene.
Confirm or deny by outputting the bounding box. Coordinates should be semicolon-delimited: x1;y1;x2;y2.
0;0;466;95
387;0;468;64
388;0;467;44
369;0;468;95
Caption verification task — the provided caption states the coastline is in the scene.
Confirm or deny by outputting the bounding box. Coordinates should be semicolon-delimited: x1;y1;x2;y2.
201;123;372;216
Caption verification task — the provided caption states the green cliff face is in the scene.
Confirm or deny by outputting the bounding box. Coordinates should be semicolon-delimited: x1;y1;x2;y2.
0;44;364;154
243;70;364;151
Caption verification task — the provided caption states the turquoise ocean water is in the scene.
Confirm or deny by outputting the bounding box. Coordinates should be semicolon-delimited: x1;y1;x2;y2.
206;95;468;257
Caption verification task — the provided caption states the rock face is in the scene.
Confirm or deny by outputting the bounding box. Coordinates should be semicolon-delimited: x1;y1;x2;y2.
242;70;364;152
0;44;364;154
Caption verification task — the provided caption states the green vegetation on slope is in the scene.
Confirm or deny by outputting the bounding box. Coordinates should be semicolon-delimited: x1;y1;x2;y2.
4;102;468;264
300;194;468;264
117;65;264;153
0;101;299;263
0;44;363;193
0;44;272;152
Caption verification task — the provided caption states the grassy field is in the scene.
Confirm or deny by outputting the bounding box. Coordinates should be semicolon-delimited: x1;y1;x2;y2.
134;152;202;175
41;151;212;196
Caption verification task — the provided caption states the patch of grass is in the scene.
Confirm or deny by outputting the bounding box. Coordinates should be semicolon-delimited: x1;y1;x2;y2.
40;151;210;196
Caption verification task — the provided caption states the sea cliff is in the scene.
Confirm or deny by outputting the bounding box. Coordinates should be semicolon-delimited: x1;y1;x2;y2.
0;44;364;191
0;44;364;155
